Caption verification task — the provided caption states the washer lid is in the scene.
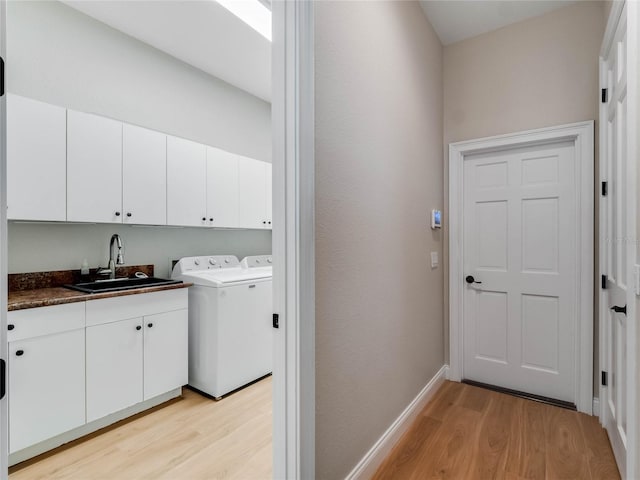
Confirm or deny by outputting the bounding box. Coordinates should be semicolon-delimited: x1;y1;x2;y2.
184;268;272;287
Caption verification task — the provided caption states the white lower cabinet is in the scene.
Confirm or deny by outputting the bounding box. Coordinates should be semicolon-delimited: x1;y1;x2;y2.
8;290;189;460
143;310;188;401
86;317;144;422
86;292;188;421
9;329;85;454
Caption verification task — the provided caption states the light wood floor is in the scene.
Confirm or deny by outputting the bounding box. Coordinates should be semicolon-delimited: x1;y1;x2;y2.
374;381;620;480
9;377;272;480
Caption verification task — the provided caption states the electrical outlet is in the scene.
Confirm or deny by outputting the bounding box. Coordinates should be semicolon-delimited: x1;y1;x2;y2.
431;252;439;269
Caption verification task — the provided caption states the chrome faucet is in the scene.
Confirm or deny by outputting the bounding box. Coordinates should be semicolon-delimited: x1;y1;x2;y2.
97;234;125;279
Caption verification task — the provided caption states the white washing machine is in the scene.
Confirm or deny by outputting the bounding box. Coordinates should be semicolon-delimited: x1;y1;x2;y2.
172;255;273;399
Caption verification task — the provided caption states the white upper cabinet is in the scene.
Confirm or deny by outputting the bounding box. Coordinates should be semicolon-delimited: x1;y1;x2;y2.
67;110;123;223
7;94;67;221
167;136;207;227
6;95;273;230
123;124;167;225
206;147;240;228
238;157;268;229
265;163;272;229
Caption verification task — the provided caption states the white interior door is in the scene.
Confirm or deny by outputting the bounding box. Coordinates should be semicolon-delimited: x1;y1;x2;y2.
462;141;578;403
600;2;635;473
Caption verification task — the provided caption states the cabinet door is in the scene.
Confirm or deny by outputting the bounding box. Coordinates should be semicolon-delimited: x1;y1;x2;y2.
86;318;143;422
238;157;267;229
143;309;188;401
206;147;239;228
9;330;85;453
67;110;123;223
7;95;67;221
265;162;272;229
123;124;167;225
167;136;207;227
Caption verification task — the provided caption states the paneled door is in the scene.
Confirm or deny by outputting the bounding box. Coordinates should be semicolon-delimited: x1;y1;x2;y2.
462;141;577;403
600;2;635;474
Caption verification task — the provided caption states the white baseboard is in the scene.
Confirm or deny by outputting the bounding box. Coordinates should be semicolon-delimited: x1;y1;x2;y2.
345;365;449;480
593;397;600;417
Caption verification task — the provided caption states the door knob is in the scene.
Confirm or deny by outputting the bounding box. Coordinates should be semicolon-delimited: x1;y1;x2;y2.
611;304;627;315
465;275;482;284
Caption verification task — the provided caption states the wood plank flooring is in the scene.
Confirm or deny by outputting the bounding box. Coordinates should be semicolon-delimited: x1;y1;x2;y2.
9;377;272;480
373;381;620;480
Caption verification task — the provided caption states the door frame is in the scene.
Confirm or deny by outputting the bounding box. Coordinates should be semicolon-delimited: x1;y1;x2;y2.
599;0;638;477
0;1;7;478
272;2;315;479
448;121;594;414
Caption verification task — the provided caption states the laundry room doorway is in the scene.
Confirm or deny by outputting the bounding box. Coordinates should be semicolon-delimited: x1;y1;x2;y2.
0;1;315;479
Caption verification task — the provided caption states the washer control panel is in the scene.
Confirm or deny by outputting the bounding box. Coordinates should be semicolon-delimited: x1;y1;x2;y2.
240;255;273;269
172;255;240;275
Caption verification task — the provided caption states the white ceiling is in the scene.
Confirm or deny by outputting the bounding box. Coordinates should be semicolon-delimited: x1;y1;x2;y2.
63;1;271;102
419;0;579;46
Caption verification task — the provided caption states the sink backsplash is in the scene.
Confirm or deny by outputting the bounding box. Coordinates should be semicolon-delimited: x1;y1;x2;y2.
8;265;154;292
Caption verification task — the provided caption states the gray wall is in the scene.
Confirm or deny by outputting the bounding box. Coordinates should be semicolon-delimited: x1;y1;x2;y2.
6;0;271;276
443;1;606;395
314;2;444;478
8;223;271;278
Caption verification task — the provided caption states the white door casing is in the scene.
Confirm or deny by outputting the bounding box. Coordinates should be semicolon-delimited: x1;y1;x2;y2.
599;1;638;477
272;1;315;477
449;122;594;413
0;3;8;477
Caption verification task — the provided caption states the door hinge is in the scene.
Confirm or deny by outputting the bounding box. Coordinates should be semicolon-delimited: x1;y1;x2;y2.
0;359;5;400
602;274;608;289
0;57;4;97
601;370;608;386
602;181;608;196
273;313;279;329
602;88;608;103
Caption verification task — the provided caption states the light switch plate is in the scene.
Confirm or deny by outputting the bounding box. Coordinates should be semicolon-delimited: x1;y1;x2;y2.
635;264;640;296
431;252;439;269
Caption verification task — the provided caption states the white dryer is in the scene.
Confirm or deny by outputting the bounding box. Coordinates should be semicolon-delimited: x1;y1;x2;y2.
172;255;272;399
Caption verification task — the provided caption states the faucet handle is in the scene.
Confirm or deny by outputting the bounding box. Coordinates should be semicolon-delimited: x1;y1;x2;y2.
96;266;111;276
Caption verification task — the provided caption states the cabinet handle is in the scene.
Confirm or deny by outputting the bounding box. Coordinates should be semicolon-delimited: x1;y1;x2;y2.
268;221;271;225
136;325;142;331
15;350;24;357
209;218;213;222
202;217;206;221
147;323;153;328
115;211;121;217
7;324;14;331
262;221;266;224
126;212;132;217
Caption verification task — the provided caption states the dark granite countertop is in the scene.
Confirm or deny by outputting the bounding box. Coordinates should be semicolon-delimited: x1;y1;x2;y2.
8;283;192;311
7;265;192;311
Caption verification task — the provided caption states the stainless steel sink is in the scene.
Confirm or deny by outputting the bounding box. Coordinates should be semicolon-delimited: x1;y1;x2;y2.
64;277;182;294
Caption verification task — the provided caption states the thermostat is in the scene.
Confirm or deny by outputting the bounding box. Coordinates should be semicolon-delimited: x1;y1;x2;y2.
431;210;442;229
